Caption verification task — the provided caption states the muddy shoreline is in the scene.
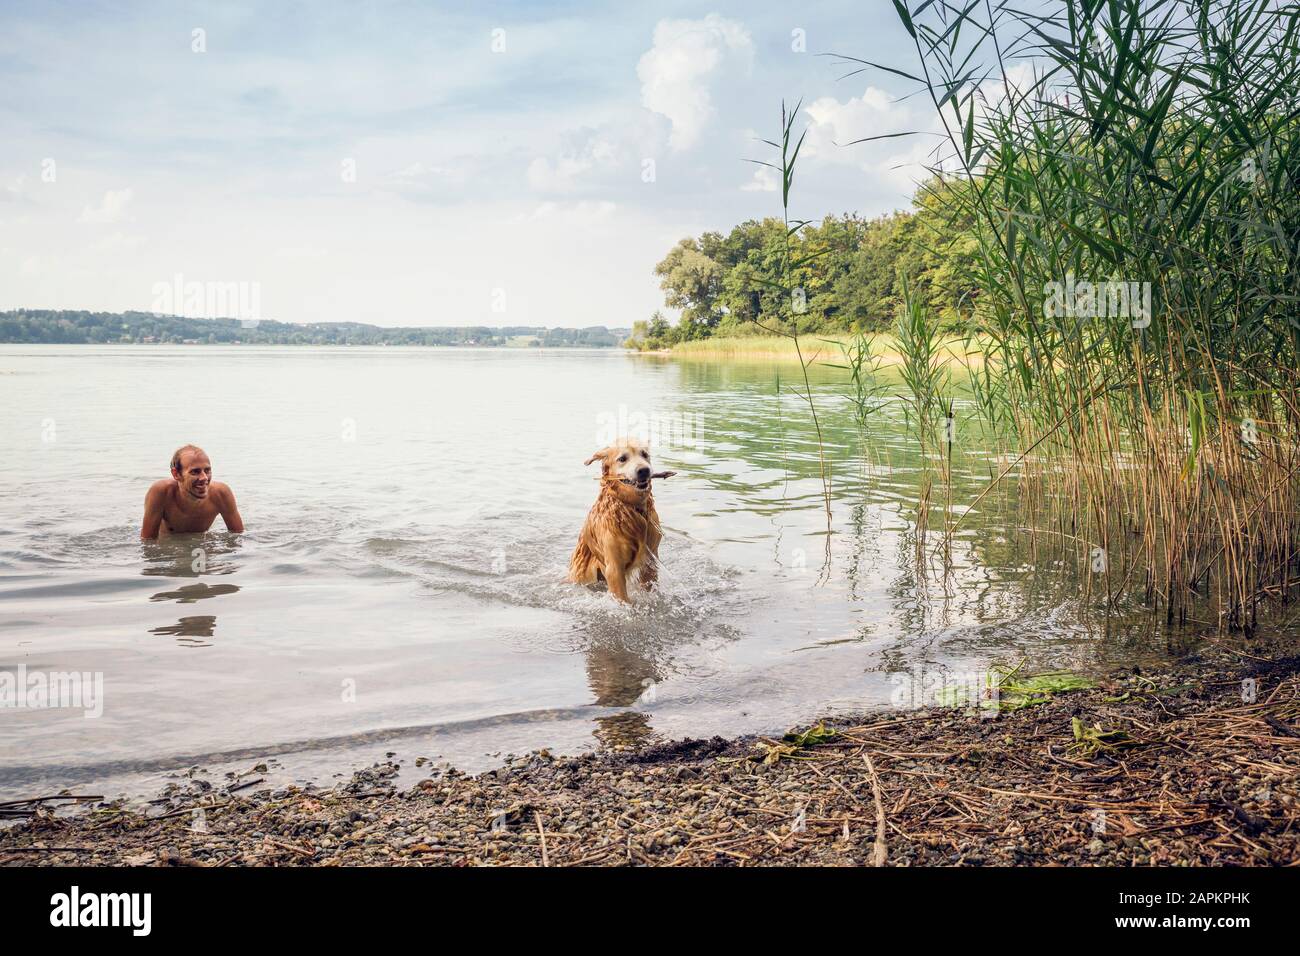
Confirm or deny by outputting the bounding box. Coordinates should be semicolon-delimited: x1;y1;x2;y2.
4;636;1299;867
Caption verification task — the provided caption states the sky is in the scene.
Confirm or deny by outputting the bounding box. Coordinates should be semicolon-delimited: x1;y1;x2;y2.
0;1;938;328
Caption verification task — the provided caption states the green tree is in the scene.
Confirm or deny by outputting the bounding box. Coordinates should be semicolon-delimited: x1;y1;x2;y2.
653;239;725;339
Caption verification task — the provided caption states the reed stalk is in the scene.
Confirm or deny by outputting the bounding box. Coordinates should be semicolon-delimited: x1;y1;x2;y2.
846;0;1299;630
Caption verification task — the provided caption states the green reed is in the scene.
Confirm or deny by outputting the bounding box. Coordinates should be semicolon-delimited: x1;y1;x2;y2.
837;0;1300;628
895;274;950;457
749;101;836;559
822;330;889;439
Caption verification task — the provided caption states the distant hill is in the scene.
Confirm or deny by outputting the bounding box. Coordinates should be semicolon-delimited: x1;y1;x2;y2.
0;310;631;348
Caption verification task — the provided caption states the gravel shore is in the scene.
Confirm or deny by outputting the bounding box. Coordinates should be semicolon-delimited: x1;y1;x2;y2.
4;638;1299;867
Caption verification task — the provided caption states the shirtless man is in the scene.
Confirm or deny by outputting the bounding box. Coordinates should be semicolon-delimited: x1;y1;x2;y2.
141;444;244;539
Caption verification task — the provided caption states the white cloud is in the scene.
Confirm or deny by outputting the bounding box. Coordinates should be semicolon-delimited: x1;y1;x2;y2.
1;176;28;203
78;187;133;224
389;161;453;184
515;200;618;224
803;87;912;164
791;85;952;197
741;166;778;192
90;231;144;253
637;14;752;152
797;70;1045;192
273;244;330;259
526;134;620;192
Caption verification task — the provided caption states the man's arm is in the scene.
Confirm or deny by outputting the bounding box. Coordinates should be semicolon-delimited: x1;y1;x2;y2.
141;481;167;540
215;483;245;533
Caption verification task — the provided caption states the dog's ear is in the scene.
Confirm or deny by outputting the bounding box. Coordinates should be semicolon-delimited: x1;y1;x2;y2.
584;448;608;467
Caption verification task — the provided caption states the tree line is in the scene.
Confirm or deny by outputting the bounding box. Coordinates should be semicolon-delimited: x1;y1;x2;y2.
627;177;980;349
0;310;628;348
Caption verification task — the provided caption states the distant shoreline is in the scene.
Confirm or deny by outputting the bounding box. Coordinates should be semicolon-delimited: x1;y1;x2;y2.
0;310;631;349
0;341;633;350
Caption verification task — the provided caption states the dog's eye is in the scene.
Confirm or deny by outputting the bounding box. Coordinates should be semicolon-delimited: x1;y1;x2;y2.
641;451;649;459
618;455;627;463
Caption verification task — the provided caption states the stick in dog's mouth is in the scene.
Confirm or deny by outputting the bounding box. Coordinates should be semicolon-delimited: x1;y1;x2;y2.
619;471;676;491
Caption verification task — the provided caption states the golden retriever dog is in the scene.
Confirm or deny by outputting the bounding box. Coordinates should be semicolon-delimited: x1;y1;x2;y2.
568;440;674;603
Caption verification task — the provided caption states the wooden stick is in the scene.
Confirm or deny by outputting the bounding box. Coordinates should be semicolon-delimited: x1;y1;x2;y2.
864;753;889;867
0;794;102;809
262;836;315;858
1;845;99;853
535;811;549;867
156;801;230;820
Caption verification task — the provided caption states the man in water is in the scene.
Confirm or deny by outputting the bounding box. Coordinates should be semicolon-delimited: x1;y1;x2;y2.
141;444;244;539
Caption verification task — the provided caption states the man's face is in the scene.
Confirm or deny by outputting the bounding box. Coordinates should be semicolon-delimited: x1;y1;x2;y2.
174;450;212;499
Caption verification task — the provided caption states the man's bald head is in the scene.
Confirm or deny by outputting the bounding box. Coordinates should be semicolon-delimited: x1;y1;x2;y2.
170;445;213;499
171;444;206;477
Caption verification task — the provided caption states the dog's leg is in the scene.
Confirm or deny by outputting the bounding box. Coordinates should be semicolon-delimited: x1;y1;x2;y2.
639;555;658;591
603;563;631;603
568;539;599;585
641;512;663;591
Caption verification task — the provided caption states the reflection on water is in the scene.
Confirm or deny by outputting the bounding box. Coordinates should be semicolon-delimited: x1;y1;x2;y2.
593;711;657;751
140;533;243;578
583;637;661;749
0;345;1237;801
584;639;660;707
150;583;240;604
150;616;217;647
140;534;240;642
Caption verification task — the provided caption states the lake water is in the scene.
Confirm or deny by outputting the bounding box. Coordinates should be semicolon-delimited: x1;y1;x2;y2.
1;345;1174;801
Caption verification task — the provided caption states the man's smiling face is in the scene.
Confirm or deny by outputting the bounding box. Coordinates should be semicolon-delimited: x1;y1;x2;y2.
173;449;213;500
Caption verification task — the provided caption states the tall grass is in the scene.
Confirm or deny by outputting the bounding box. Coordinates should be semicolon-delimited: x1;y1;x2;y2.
822;330;889;436
895;275;950;455
749;101;835;561
668;332;978;363
895;275;956;563
671;334;851;359
847;0;1300;631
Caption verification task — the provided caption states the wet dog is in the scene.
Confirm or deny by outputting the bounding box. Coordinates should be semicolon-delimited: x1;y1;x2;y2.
568;440;674;602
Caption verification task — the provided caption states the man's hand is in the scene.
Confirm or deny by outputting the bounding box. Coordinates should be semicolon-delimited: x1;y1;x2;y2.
215;483;245;533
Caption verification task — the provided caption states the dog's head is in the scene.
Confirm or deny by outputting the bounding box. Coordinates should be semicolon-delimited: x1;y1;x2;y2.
585;439;654;496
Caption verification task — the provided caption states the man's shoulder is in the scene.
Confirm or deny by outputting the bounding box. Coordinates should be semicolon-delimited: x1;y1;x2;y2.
210;481;235;499
146;478;173;499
